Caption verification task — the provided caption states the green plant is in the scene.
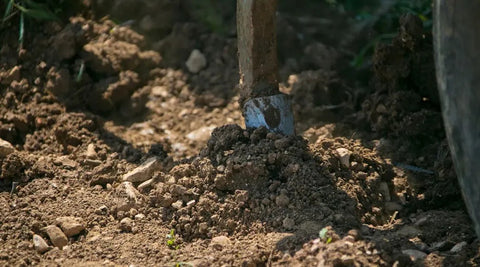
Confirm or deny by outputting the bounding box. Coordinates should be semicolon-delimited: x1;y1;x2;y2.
2;0;59;48
319;227;333;244
166;229;179;250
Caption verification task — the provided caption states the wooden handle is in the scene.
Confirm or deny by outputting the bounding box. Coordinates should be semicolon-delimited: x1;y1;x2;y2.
237;0;279;105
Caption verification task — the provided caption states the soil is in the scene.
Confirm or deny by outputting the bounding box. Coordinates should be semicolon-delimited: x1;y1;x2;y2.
0;1;479;267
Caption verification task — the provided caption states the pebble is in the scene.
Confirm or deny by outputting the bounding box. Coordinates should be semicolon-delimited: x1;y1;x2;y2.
335;148;351;167
186;126;216;143
402;249;427;261
32;234;50;253
134;213;146;220
397;225;421;238
282;217;295;230
185;49;207;73
0;138;15;158
275;194;290;207
171;200;183;210
42;225;68;249
95;205;109;215
210;235;232;250
137;178;155;192
55;217;86;237
119;218;133;232
85;144;97;159
450;241;467;253
122;157;161;183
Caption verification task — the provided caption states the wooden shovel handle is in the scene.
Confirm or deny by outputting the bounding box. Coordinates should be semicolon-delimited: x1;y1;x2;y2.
237;0;279;106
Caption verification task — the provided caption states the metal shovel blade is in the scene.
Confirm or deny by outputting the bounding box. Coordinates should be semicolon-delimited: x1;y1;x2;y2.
243;94;295;136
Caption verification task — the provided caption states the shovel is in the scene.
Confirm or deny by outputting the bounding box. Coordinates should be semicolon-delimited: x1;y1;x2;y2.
237;0;295;136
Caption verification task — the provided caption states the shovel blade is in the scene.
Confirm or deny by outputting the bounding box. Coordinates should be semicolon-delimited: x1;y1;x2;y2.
243;94;295;136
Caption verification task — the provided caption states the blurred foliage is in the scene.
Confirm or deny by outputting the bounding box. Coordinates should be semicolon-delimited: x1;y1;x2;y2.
188;0;235;35
344;0;433;67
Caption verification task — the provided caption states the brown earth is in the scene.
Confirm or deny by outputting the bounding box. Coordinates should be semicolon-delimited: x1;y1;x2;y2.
0;1;479;266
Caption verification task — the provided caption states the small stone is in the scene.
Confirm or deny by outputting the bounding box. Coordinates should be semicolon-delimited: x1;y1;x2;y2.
119;218;133;232
402;249;427;261
185;49;207;73
134;214;146;220
210;235;231;250
151;86;169;98
283;217;295;230
42;225;68;249
122;157;161;183
170;184;187;196
450;241;467;253
0;138;15;158
186;126;216;143
335;148;351;167
95;205;108;215
275;194;290;207
85;144;97;159
186;200;196;208
137;178;155;192
32;234;50;253
397;225;421;238
55;217;85;237
171;200;183;210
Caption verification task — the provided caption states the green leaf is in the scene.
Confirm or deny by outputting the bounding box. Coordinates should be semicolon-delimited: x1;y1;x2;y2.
319;227;328;239
14;2;57;21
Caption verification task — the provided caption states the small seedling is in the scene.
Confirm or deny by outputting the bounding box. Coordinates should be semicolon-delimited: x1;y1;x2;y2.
166;229;179;250
319;227;333;244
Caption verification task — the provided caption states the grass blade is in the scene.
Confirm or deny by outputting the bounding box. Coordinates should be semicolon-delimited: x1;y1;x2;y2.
2;0;14;25
18;11;24;49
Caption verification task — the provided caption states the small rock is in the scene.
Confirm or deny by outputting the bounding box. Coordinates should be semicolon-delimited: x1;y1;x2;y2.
450;241;467;253
186;126;216;143
137;178;155;192
95;205;108;215
210;236;231;250
275;194;290;207
335;148;351;167
283;217;295;230
134;214;146;220
85;144;97;159
171;200;183;210
42;225;68;249
151;86;169;98
54;156;77;169
397;225;421;238
123;157;161;183
0;138;15;158
32;234;50;253
185;49;207;73
402;249;427;261
186;200;196;208
55;217;85;237
119;218;133;232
